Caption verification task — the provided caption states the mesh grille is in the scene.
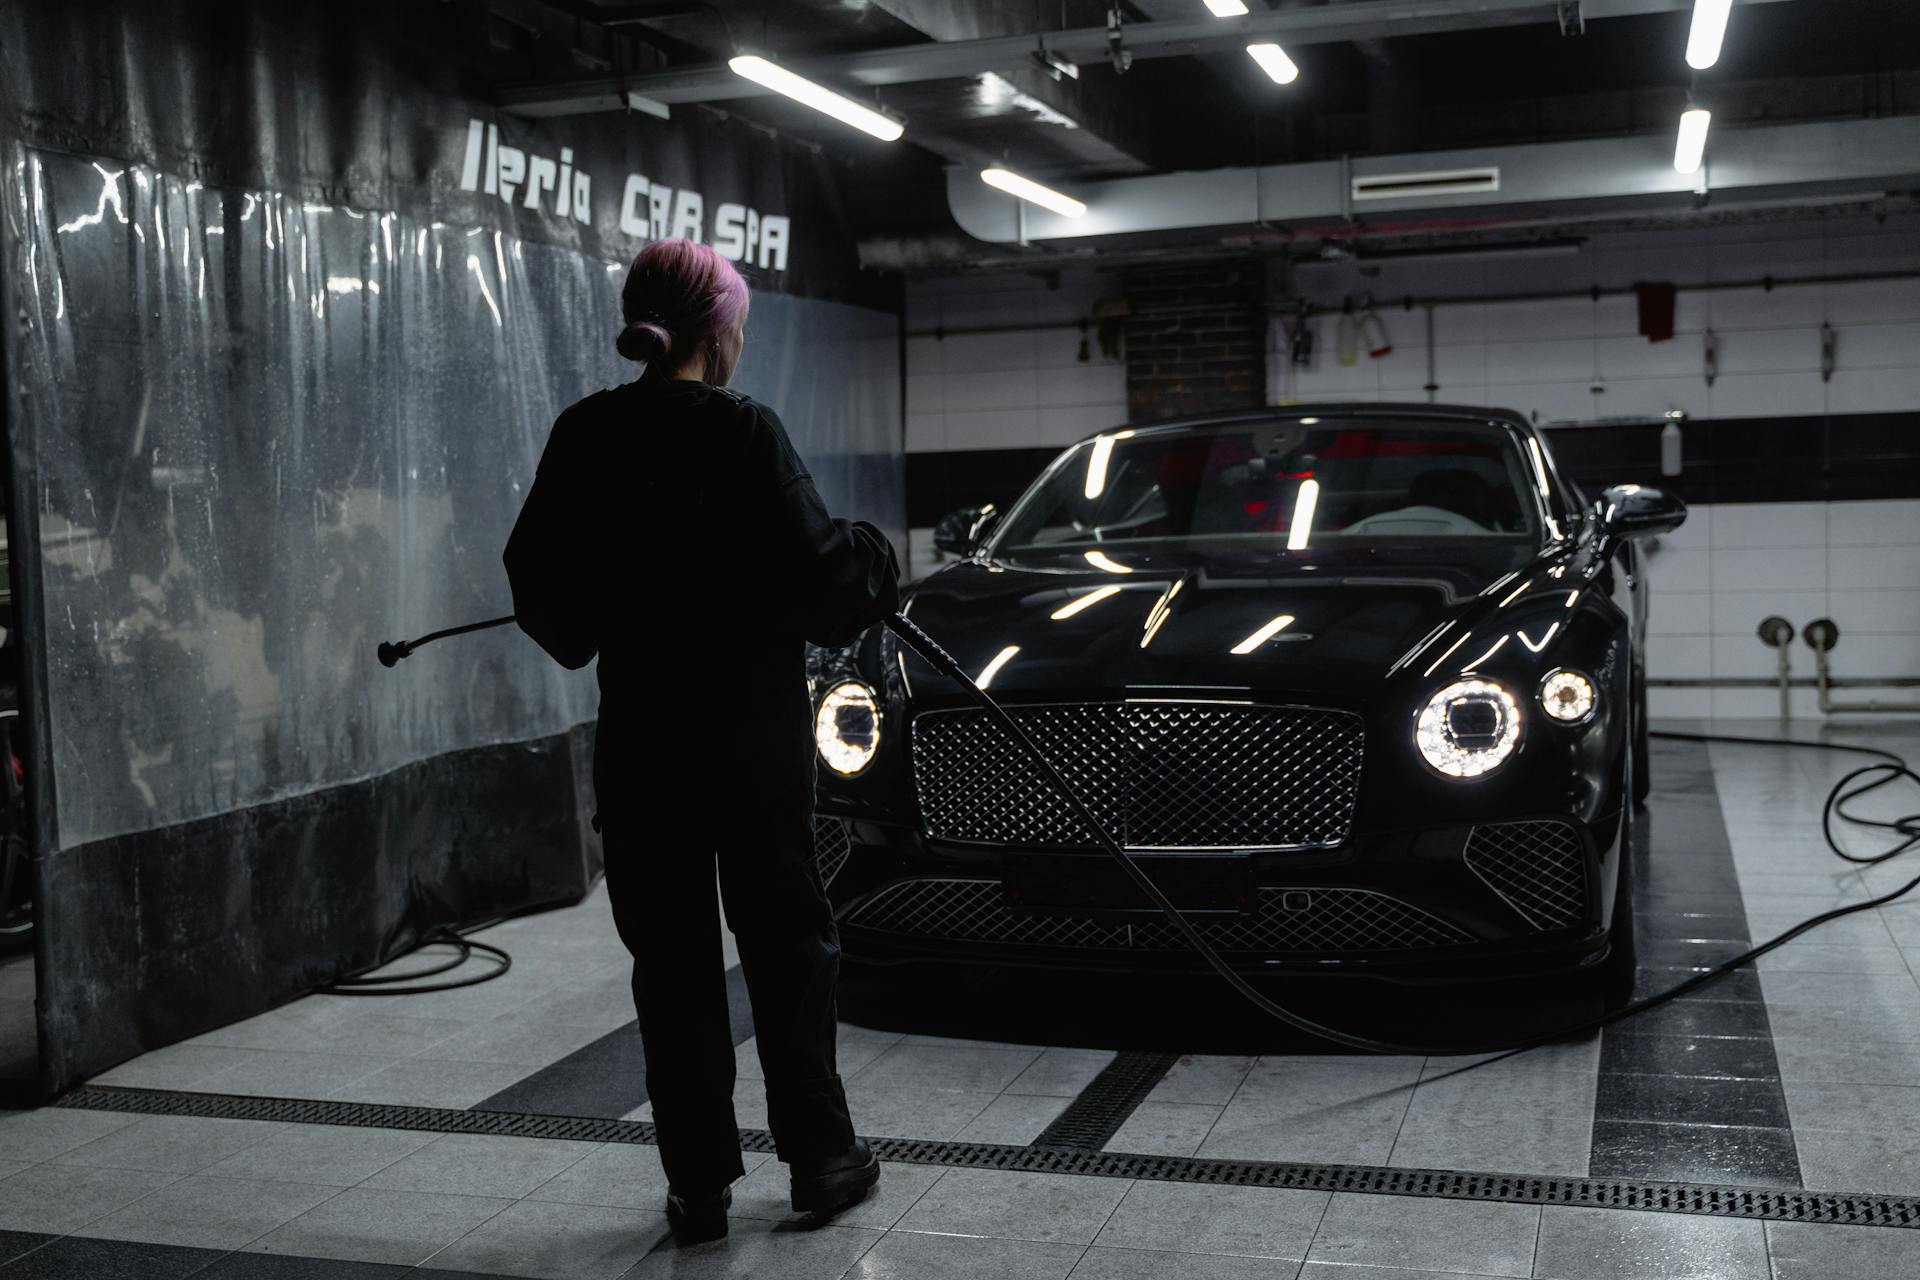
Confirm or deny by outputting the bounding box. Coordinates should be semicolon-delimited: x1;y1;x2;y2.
846;878;1470;953
912;701;1363;850
813;816;852;888
1463;820;1589;931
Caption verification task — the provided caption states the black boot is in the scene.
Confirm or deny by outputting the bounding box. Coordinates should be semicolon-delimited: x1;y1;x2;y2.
790;1138;880;1218
665;1185;731;1244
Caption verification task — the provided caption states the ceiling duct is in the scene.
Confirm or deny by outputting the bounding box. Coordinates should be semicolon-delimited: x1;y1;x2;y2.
1352;167;1501;202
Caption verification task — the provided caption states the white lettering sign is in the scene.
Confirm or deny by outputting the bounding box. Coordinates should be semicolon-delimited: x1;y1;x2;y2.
458;119;792;272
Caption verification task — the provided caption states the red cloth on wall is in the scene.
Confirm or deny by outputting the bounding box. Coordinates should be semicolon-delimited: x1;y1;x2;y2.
1634;282;1678;342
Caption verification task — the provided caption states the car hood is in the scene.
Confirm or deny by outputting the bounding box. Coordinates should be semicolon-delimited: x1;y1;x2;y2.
899;538;1591;704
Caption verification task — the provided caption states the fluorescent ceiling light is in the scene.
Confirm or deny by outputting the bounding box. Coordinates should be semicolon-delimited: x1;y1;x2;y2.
1674;107;1711;175
1246;43;1299;85
1205;0;1250;14
976;645;1020;689
1051;585;1120;620
728;56;904;141
1230;614;1296;655
1685;0;1733;70
1286;478;1320;551
981;168;1086;217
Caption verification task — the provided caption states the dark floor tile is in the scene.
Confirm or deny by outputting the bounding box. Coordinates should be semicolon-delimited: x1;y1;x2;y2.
1638;938;1758;970
1631;966;1764;1003
1589;1119;1802;1187
1634;905;1750;941
1611;996;1776;1040
1600;1032;1784;1080
0;1236;49;1270
193;1255;415;1279
1595;1071;1791;1128
0;1236;225;1279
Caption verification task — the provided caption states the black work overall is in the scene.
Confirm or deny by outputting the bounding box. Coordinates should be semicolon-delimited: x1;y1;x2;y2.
503;373;899;1193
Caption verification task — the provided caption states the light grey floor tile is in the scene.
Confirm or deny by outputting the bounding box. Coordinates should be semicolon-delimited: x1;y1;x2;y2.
1766;1218;1920;1279
528;1142;771;1212
91;1043;256;1090
1196;1092;1410;1165
361;1132;600;1199
1388;1112;1592;1176
1146;1055;1256;1106
1753;943;1912;975
0;1107;139;1161
1757;970;1920;1009
512;981;641;1031
1072;1248;1297;1279
1094;1180;1327;1260
245;1186;513;1264
52;1115;280;1173
199;1048;397;1097
1532;1205;1768;1280
1005;1048;1119;1097
1103;1102;1222;1157
1403;1065;1598;1123
421;1197;667;1278
1785;1081;1920;1131
1750;1001;1920;1044
78;1173;337;1250
728;1159;943;1230
954;1093;1072;1145
186;999;470;1058
202;1123;438;1186
287;1011;471;1059
1306;1193;1539;1278
1298;1267;1509;1280
898;1033;1048;1051
850;1043;1044;1094
0;1162;179;1233
897;1168;1133;1245
842;1079;997;1140
1238;1058;1424;1102
1793;1127;1920;1196
326;1057;539;1108
0;1160;27;1180
624;1216;882;1278
1747;913;1892;947
412;1009;614;1068
1771;1035;1920;1085
1419;1038;1600;1082
849;1229;1083;1280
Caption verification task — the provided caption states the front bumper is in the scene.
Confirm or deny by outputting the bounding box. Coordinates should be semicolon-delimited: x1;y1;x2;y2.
810;809;1623;985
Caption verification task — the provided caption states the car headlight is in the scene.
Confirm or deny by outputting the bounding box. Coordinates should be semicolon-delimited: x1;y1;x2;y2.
1416;678;1521;778
1540;669;1597;723
814;681;881;776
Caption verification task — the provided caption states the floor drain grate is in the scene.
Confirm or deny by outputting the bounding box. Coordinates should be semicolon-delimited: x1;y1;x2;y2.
1032;1051;1178;1150
56;1086;1920;1228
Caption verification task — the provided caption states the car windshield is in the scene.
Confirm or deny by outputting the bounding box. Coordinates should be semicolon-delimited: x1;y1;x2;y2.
990;418;1544;553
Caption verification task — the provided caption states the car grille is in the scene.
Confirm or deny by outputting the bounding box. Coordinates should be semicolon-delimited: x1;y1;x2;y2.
1462;820;1589;931
911;701;1364;851
845;878;1470;953
812;816;852;889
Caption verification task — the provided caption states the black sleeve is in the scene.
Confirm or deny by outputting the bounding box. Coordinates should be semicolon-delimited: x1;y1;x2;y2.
503;408;599;670
747;400;901;648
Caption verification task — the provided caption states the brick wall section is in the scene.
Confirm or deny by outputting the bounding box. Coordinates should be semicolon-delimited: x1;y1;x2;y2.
1121;258;1267;422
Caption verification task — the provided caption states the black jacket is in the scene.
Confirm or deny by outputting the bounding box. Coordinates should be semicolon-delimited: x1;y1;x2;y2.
503;375;900;804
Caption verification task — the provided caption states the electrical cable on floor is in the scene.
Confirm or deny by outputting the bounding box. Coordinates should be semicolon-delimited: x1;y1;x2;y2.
320;921;513;996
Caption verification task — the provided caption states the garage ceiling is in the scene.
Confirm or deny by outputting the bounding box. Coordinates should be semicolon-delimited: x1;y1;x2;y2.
507;0;1920;269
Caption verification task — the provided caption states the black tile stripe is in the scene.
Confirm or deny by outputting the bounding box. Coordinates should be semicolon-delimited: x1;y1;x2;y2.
50;1086;1920;1229
0;1231;462;1277
468;964;754;1119
1031;1051;1179;1150
1590;737;1802;1186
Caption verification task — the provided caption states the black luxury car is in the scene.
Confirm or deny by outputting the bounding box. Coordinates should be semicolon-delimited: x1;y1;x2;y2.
806;404;1684;996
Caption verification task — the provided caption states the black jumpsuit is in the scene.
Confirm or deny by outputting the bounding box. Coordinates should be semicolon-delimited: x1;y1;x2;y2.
503;372;899;1194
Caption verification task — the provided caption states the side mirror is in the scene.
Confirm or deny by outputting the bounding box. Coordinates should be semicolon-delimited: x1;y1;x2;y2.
933;504;999;556
1597;484;1686;539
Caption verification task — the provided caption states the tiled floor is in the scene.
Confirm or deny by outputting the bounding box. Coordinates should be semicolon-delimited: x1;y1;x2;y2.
3;719;1920;1277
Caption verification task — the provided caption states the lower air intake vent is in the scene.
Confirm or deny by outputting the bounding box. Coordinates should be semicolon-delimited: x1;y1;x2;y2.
813;816;852;889
846;879;1470;953
1462;820;1589;931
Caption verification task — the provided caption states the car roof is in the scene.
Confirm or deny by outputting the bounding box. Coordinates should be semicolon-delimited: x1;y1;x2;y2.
1065;402;1536;449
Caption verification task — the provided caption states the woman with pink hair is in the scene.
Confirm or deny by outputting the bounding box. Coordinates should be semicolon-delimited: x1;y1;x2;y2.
504;238;896;1243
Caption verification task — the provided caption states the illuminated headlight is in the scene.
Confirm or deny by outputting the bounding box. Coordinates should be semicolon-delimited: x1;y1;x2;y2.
1416;679;1521;778
814;681;881;776
1540;670;1597;723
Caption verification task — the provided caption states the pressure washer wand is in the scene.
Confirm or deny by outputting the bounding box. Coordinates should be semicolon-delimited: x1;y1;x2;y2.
377;614;517;667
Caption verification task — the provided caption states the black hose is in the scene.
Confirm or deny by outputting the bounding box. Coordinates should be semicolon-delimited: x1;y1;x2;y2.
882;611;1920;1058
321;925;512;996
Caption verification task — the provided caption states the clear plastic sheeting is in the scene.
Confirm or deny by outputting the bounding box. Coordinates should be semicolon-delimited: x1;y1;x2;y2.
4;146;903;848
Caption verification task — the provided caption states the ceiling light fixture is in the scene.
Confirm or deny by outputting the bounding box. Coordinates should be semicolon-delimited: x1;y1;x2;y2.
728;55;904;141
980;168;1087;218
1246;43;1299;85
1674;107;1711;175
1205;1;1251;15
1685;0;1733;71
